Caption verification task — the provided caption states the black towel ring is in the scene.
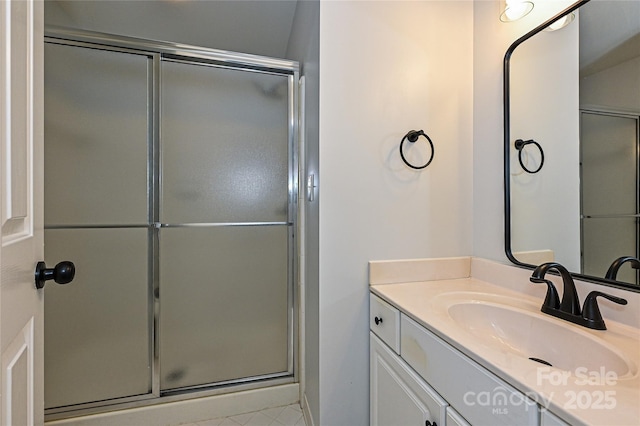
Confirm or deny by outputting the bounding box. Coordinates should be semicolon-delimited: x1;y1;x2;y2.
400;130;434;170
515;139;544;174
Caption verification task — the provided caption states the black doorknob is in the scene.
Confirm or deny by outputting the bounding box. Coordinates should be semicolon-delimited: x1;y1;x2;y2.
35;261;75;289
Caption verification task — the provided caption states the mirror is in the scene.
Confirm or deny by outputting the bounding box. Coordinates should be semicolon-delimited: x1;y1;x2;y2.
504;0;640;291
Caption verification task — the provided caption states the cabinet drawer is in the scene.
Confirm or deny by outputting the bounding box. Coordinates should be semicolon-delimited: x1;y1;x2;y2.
401;315;539;426
370;293;400;353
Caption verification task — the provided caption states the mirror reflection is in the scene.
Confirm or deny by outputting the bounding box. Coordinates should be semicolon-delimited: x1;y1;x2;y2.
506;0;640;287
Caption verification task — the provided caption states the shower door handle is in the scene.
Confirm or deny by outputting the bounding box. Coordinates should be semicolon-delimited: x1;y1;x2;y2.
35;261;75;289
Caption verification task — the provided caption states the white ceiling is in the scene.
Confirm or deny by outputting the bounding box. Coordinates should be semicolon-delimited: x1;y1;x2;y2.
579;0;640;76
44;0;299;59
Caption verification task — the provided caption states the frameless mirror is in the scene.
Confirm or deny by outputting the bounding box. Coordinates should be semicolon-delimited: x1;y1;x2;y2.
504;0;640;291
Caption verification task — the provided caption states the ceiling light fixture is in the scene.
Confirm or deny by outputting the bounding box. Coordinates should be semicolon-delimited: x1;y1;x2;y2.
500;0;535;22
545;13;576;31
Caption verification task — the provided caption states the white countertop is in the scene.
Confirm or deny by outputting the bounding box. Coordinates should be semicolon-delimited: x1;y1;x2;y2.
370;259;640;426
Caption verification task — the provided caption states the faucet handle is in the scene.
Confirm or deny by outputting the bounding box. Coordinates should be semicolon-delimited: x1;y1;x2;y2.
529;277;560;310
582;291;628;330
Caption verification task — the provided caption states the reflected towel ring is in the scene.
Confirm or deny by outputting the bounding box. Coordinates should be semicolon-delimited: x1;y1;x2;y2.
515;139;544;174
400;130;434;170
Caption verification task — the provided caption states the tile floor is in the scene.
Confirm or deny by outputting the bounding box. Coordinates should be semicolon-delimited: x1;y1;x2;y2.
179;404;306;426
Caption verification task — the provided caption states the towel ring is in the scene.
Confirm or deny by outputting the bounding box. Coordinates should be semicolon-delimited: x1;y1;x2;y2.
400;130;434;170
515;139;544;174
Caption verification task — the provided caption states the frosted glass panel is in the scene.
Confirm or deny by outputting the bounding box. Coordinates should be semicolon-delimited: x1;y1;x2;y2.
44;228;151;408
161;61;289;224
44;44;149;225
582;218;637;284
159;226;289;390
581;113;637;216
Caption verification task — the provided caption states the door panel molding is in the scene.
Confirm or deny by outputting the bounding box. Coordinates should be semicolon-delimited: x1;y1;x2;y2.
2;318;34;426
1;0;35;245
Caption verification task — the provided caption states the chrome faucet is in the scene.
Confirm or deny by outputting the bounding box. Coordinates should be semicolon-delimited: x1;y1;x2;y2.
605;256;640;281
530;262;627;330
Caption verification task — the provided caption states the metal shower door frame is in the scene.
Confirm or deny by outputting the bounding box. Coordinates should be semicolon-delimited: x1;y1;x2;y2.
44;27;299;420
579;108;640;284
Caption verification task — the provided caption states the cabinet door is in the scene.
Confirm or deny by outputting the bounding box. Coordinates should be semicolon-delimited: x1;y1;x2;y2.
371;333;446;426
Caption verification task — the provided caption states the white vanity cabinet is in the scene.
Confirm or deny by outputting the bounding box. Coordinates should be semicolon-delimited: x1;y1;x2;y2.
369;257;640;426
370;292;543;426
401;315;539;425
370;294;448;426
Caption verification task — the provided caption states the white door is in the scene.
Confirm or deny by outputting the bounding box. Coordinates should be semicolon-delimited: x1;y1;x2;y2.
0;1;45;425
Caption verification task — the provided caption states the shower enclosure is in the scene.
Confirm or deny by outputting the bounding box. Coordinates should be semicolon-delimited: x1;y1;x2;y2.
43;28;298;418
580;110;639;284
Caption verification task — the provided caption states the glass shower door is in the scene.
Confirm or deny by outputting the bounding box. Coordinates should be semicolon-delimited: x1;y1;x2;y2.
159;60;292;391
581;112;639;284
43;35;297;415
43;43;152;408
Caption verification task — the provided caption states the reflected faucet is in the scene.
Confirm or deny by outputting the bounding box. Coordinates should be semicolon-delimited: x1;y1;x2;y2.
530;262;627;330
605;256;640;281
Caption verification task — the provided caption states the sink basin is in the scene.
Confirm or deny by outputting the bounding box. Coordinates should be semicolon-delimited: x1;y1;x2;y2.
447;301;633;377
